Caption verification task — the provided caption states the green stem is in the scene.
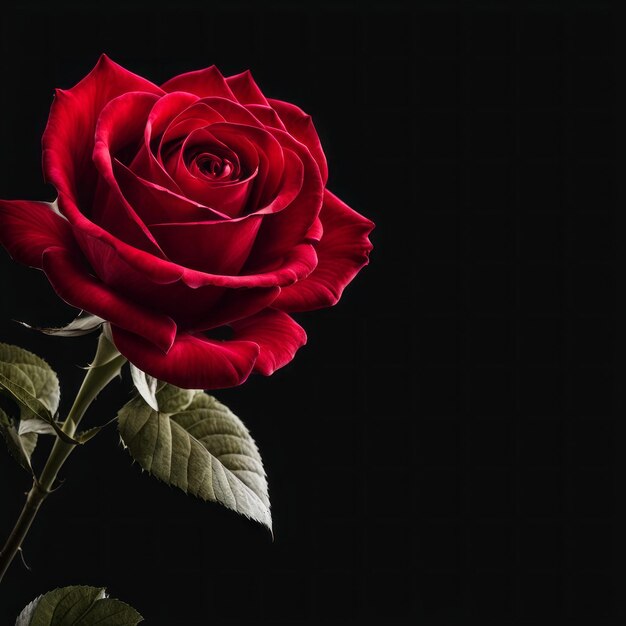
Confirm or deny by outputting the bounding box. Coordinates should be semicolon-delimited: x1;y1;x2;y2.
0;333;126;583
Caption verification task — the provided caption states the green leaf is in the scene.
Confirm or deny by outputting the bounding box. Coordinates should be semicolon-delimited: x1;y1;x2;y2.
75;416;118;444
0;345;65;469
15;365;60;417
15;585;143;625
0;370;75;445
20;432;38;460
0;343;60;414
0;407;33;471
18;419;57;436
155;382;198;414
129;364;159;411
14;596;38;626
118;385;271;530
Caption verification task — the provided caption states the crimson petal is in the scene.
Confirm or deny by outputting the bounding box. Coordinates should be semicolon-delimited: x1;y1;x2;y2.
92;91;165;255
231;309;307;376
226;70;269;106
161;65;237;100
274;189;374;312
246;104;287;131
43;54;164;208
183;286;280;333
149;216;263;276
114;159;229;225
130;91;200;192
42;247;177;352
169;127;257;216
268;98;328;184
57;192;317;291
111;326;259;390
244;129;323;269
0;200;76;268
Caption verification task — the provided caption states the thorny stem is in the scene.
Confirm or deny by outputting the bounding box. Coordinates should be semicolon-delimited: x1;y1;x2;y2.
0;334;126;583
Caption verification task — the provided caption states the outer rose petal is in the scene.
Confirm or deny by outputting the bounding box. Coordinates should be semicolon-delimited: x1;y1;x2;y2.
185;286;280;333
274;189;374;312
161;66;237;100
43;54;164;205
231;309;307;376
268;98;328;184
0;200;76;268
68;212;317;292
111;326;260;390
246;104;286;131
42;247;177;353
226;70;269;106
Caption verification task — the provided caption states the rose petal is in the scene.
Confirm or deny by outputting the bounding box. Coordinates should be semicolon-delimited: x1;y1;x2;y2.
231;309;307;376
114;159;230;225
92;91;166;255
268;98;328;184
255;148;305;214
194;96;265;127
157;102;226;173
131;91;200;192
149;215;263;275
245;104;287;131
184;286;280;333
143;97;266;200
0;200;76;268
161;65;237;100
161;111;227;163
244;128;324;269
59;213;314;331
42;246;177;352
43;54;164;208
42;55;170;282
226;70;269;106
169;127;257;216
305;217;323;243
274;189;374;312
111;326;259;390
62;189;317;290
205;123;285;211
181;241;318;289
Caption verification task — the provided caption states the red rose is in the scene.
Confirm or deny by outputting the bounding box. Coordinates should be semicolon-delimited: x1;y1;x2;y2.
0;55;373;389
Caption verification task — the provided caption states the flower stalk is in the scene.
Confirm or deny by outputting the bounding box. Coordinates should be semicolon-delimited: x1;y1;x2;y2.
0;334;126;583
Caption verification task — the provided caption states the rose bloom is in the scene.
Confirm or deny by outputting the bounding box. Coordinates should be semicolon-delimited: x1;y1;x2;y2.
0;55;373;389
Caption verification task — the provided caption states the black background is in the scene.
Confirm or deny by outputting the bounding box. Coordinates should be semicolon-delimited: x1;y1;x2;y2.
0;0;625;624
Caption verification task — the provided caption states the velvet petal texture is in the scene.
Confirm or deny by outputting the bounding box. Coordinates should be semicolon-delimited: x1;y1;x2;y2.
226;70;270;106
111;306;306;389
42;247;177;353
0;200;75;268
161;66;237;100
92;91;165;255
111;326;260;390
274;190;374;312
268;98;328;184
43;54;164;207
231;309;307;376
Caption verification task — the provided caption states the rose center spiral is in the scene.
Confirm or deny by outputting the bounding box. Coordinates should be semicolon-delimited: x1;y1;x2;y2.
196;153;235;180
